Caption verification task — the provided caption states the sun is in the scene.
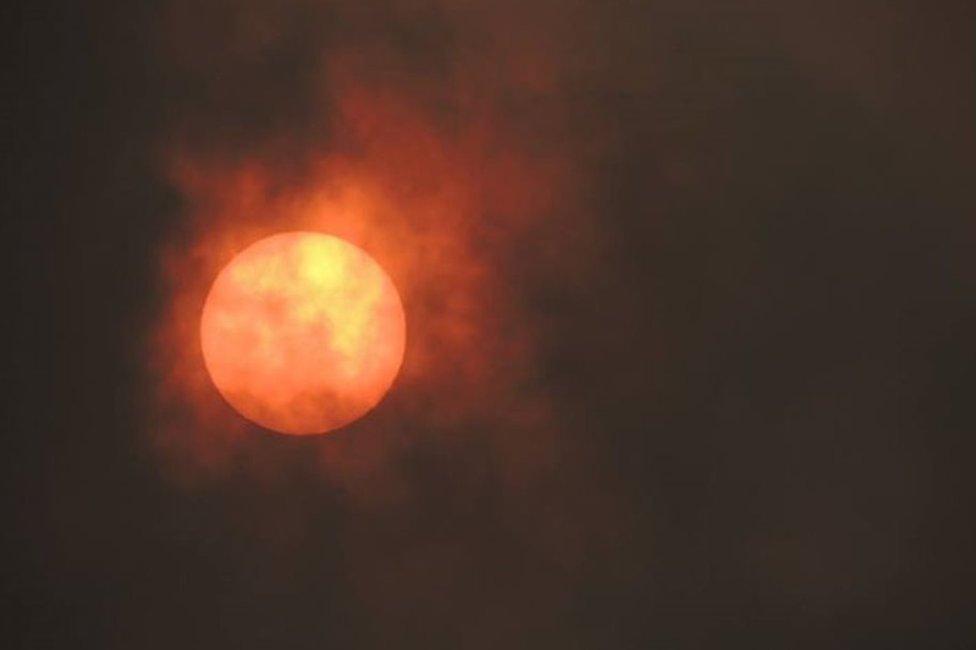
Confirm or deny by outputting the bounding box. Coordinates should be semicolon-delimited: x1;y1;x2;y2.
200;232;406;435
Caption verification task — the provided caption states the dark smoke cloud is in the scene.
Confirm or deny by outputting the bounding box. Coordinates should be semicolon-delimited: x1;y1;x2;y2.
10;0;974;647
143;1;975;645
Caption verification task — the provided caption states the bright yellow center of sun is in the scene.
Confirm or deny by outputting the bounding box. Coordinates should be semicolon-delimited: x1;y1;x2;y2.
200;231;406;435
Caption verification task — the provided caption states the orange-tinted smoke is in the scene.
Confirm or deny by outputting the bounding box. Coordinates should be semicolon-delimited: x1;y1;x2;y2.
144;1;626;643
148;0;599;486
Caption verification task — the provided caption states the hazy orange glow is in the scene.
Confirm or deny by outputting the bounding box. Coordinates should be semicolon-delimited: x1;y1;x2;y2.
200;232;406;435
147;0;600;487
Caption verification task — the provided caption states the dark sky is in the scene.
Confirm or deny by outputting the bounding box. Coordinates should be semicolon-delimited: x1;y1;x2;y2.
8;1;976;648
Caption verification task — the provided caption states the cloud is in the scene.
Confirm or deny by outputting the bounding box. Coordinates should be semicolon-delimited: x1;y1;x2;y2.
144;1;620;640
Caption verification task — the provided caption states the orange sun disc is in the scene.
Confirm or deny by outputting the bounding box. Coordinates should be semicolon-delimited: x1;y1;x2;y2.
200;231;406;435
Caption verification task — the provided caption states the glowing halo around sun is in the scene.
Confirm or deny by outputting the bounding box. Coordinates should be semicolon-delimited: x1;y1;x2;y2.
199;231;406;435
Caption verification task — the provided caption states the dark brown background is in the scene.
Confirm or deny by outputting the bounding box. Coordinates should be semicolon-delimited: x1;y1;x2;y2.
7;1;976;648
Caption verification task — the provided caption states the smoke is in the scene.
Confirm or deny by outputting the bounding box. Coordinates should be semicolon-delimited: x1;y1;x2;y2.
145;0;622;642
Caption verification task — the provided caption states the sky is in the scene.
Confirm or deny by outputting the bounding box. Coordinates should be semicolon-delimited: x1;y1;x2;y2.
8;1;976;648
